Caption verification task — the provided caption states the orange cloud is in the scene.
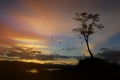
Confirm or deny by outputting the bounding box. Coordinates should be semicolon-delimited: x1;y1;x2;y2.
0;20;49;50
7;0;74;35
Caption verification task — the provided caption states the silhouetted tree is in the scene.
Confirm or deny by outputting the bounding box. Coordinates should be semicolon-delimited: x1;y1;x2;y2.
73;12;104;59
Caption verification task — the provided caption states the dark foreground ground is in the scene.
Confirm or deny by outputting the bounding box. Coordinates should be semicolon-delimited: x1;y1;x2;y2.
0;58;120;80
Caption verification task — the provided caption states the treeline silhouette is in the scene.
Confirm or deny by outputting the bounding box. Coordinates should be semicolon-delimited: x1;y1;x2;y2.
0;58;120;80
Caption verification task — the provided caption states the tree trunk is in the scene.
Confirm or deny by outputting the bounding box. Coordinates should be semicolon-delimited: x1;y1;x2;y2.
85;39;94;59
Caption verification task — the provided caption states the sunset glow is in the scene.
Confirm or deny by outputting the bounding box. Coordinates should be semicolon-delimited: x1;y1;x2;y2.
0;1;120;80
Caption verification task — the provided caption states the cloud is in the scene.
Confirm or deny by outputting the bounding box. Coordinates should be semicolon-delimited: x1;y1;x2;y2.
0;19;48;49
91;12;120;51
97;48;120;62
0;46;77;60
91;0;120;12
0;0;120;56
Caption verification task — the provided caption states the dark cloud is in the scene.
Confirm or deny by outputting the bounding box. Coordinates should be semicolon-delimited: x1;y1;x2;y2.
0;46;74;60
91;0;120;12
97;48;120;62
0;0;20;9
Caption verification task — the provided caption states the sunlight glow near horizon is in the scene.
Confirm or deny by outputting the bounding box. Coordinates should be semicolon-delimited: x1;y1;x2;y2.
26;69;39;74
0;57;78;65
18;59;79;65
11;37;52;54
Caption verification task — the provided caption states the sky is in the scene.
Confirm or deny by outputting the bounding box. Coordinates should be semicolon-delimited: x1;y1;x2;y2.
0;0;120;63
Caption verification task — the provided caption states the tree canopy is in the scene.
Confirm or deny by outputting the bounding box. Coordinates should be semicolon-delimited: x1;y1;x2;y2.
73;12;104;58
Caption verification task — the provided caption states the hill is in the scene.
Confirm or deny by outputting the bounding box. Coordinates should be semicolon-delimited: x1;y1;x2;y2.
0;58;120;80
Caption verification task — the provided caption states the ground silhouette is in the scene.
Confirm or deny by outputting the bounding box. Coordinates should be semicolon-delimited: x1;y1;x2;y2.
0;58;120;80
